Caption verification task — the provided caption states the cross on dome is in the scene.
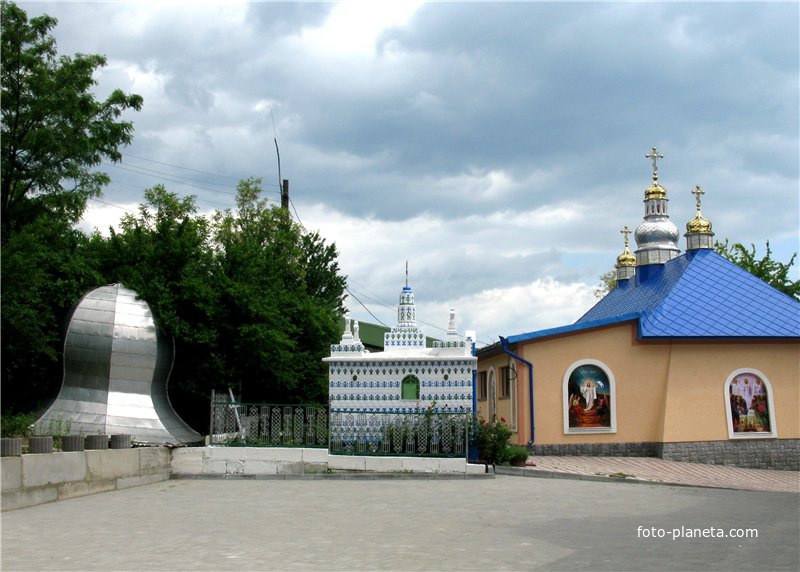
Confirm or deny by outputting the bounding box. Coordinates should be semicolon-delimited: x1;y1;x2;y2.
645;146;664;181
692;184;705;210
620;225;632;249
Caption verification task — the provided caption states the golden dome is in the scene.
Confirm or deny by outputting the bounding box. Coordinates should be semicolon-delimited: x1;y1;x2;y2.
686;185;712;234
644;181;668;201
616;226;636;267
686;212;712;233
616;249;636;267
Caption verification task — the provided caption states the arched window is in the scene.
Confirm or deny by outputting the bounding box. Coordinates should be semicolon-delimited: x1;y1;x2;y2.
724;369;777;439
401;374;420;400
563;359;617;434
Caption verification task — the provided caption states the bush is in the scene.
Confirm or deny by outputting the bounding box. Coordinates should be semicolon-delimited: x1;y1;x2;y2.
472;415;512;465
504;444;530;465
1;412;36;437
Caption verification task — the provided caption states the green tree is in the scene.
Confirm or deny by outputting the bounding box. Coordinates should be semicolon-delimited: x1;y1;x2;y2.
715;240;800;300
1;216;103;413
90;185;220;428
594;270;617;299
212;178;346;404
1;1;142;241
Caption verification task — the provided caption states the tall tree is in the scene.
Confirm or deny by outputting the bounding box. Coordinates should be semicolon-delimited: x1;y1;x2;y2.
1;1;142;241
715;240;800;300
91;185;220;428
212;178;346;404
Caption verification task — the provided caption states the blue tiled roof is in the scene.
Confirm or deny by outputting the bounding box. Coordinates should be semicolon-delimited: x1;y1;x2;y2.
509;249;800;343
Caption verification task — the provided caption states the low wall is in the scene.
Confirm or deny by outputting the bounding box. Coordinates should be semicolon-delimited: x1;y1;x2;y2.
1;448;170;512
171;446;484;477
529;439;799;470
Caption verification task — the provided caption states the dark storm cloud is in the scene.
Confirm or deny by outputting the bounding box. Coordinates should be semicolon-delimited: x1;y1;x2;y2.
17;1;800;333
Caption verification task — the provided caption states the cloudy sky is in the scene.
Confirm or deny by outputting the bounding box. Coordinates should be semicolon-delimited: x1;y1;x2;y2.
21;1;799;346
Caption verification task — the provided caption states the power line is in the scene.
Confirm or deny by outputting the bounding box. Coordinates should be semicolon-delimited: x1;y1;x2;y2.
121;152;279;187
345;286;390;328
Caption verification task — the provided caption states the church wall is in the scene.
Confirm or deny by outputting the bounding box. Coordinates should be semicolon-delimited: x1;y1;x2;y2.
516;323;670;446
661;341;800;442
477;323;799;468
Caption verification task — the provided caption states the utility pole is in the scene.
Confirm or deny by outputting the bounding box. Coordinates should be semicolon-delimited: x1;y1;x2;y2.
281;179;289;210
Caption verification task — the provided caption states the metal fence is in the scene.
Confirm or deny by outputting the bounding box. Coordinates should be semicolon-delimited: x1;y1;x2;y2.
209;399;329;448
329;410;470;458
208;394;471;458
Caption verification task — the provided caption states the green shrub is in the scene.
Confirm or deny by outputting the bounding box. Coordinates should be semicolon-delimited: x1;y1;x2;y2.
504;444;530;464
1;412;37;437
472;415;512;465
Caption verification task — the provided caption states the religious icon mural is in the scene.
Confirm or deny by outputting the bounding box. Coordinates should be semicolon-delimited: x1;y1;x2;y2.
728;372;773;436
566;363;612;430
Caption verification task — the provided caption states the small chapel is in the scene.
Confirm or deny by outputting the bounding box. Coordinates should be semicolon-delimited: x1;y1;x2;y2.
325;277;477;415
477;148;800;470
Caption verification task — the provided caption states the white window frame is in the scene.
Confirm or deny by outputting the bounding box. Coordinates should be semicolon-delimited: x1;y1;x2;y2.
724;368;777;439
562;359;617;434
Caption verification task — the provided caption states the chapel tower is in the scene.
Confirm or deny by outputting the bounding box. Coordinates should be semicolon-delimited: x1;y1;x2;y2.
634;147;680;266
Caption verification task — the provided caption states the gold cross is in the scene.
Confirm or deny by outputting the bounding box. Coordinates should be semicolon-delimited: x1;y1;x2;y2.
692;184;705;210
645;146;664;180
620;226;631;249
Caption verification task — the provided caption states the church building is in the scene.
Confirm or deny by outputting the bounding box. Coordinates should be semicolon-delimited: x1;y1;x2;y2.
477;149;800;469
325;278;476;414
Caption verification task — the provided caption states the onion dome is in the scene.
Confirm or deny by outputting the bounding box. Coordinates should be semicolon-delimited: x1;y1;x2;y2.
634;147;680;266
616;226;636;281
685;184;714;250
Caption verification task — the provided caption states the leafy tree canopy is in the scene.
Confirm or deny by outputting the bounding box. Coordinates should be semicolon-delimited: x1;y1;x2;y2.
715;240;800;300
1;1;142;241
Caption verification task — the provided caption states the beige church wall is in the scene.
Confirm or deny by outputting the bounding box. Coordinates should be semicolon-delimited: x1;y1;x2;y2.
516;323;671;446
477;322;672;447
661;342;800;442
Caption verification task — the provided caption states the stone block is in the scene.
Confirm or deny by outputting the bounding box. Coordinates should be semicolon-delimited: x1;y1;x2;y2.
201;458;228;475
116;472;168;490
265;448;304;463
465;463;486;475
1;457;22;492
2;486;58;511
170;452;203;475
58;479;115;500
226;459;245;475
23;452;87;488
245;460;279;475
327;455;366;471
301;448;328;463
438;458;468;473
277;462;304;475
139;447;170;474
86;449;139;481
365;456;404;472
401;457;440;473
302;462;328;475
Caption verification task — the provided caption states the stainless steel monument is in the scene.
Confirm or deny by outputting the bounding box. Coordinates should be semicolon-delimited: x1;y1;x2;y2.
37;284;201;444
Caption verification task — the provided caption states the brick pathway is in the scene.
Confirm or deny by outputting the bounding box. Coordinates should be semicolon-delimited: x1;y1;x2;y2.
522;456;799;493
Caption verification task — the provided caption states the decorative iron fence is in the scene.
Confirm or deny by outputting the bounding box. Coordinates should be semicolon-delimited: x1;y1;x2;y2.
329;410;470;458
208;393;471;458
209;399;328;448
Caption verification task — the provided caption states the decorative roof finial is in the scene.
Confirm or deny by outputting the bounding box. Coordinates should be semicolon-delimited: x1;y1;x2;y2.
692;184;705;212
616;225;636;280
685;184;714;250
645;146;664;181
620;225;632;250
405;260;408;288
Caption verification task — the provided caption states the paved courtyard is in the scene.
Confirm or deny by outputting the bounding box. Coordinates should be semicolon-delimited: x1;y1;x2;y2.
2;476;798;571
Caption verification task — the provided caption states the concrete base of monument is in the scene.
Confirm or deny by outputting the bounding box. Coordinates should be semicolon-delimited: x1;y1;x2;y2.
170;447;489;478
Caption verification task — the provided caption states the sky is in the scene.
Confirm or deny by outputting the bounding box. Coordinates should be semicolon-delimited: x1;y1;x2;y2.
20;1;799;347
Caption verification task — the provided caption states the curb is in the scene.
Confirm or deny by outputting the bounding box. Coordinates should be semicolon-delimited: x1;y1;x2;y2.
171;471;495;481
493;466;777;492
